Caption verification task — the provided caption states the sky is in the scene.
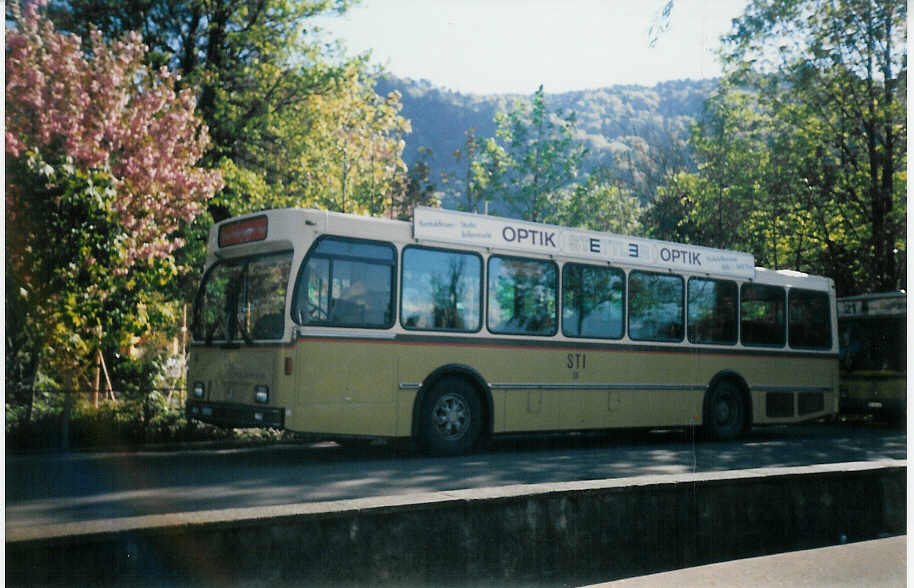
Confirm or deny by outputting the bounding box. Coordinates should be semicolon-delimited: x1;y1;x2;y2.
314;0;751;95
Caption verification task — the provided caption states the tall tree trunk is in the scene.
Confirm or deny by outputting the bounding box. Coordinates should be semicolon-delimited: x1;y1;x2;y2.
879;3;898;290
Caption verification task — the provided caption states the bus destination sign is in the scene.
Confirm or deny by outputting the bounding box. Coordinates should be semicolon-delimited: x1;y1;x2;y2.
413;207;756;279
837;295;905;318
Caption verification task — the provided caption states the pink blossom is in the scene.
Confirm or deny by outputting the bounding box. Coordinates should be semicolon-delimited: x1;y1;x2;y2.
6;3;223;271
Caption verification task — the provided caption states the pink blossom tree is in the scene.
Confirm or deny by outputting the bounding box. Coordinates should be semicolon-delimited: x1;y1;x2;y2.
6;0;222;402
6;0;222;270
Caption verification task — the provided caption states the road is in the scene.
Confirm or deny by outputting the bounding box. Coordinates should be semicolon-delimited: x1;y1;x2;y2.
6;422;905;529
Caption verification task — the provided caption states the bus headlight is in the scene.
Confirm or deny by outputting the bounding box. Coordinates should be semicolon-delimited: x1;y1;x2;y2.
193;382;205;398
254;385;269;404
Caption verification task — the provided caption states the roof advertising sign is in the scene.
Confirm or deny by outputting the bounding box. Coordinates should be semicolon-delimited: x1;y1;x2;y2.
414;207;756;279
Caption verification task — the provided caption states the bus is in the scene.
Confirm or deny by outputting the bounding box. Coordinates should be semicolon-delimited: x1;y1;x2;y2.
837;292;906;424
187;207;839;455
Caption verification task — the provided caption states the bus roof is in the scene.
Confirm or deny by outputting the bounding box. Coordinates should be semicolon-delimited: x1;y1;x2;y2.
210;207;834;289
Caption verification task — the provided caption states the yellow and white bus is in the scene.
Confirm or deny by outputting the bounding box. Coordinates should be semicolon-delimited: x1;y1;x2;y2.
187;207;839;454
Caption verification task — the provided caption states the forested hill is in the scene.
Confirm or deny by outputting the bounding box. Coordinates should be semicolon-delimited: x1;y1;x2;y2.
374;75;719;205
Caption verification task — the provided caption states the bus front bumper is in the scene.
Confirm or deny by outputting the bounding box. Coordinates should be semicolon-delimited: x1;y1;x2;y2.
187;400;285;429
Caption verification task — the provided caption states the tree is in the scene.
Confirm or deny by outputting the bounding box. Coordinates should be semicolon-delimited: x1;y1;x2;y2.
556;170;644;235
290;67;411;216
6;2;220;397
45;1;409;213
45;1;413;299
613;114;693;206
721;0;906;293
650;80;869;291
647;0;906;294
469;86;587;222
677;84;775;255
388;146;440;221
465;135;510;215
451;128;484;213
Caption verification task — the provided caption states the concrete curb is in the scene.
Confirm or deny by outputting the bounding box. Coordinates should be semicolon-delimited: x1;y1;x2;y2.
7;460;906;586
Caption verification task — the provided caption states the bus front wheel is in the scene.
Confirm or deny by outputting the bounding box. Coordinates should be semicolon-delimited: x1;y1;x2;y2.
420;377;482;456
704;379;746;441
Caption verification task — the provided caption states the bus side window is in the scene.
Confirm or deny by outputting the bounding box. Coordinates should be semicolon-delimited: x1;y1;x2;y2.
740;284;786;347
788;289;831;349
292;236;396;329
628;271;684;342
688;278;738;345
562;263;624;339
401;246;482;332
487;255;557;336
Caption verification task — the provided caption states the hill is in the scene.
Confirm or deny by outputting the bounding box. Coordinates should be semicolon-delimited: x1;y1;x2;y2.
374;76;719;208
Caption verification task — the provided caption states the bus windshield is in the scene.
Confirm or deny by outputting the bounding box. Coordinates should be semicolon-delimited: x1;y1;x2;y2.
839;316;906;372
193;251;293;343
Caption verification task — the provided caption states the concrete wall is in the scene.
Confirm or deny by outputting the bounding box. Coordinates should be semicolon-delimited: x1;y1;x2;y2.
7;460;905;587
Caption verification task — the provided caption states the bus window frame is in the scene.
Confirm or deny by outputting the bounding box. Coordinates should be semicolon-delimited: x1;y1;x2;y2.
560;262;626;340
290;234;398;330
739;283;787;348
686;277;739;347
486;253;559;337
399;244;484;334
627;269;685;343
787;287;833;351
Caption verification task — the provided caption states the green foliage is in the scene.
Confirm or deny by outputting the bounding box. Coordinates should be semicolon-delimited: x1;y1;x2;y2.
289;69;411;216
457;87;649;230
4;392;284;451
648;1;675;48
6;154;182;392
555;170;644;235
465;135;511;214
466;86;587;222
654;0;906;294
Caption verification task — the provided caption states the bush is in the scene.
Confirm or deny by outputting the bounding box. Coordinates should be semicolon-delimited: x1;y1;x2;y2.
5;389;256;451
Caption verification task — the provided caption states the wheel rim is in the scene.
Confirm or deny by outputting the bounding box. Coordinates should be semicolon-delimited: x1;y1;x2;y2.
715;397;732;424
714;388;740;430
432;392;470;441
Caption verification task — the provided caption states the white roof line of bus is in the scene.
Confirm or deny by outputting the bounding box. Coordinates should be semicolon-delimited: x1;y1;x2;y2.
232;207;747;259
219;207;833;284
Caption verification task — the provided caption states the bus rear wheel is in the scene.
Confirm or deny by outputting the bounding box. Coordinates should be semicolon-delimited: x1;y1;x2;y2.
704;379;746;441
420;377;481;456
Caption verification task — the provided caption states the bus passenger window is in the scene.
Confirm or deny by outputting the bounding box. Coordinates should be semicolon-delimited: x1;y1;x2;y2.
688;278;738;345
562;263;624;339
488;255;557;336
292;236;395;329
789;289;831;349
628;271;684;342
401;247;482;332
740;284;786;346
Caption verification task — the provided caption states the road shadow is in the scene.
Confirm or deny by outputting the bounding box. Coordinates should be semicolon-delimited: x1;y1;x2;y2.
6;421;904;528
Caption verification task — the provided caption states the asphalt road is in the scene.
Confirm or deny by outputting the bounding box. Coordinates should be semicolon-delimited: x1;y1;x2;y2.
6;422;905;529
